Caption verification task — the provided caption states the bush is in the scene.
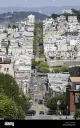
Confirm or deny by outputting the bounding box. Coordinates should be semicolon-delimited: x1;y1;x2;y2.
53;68;61;73
74;109;80;118
61;66;69;72
38;62;49;69
39;67;49;73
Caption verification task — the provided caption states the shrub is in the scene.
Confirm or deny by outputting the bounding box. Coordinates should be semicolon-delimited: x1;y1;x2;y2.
74;109;80;118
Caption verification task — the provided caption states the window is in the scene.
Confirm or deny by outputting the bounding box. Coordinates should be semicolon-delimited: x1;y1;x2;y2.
7;68;9;72
4;68;6;71
75;94;80;103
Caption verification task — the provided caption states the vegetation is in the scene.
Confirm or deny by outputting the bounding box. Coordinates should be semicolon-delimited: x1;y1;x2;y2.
61;66;69;72
39;46;44;54
39;54;46;58
74;109;80;119
31;58;38;68
38;62;49;69
39;67;49;73
0;73;31;119
52;66;69;73
50;9;80;22
45;94;66;110
33;23;38;54
53;68;61;73
69;66;80;77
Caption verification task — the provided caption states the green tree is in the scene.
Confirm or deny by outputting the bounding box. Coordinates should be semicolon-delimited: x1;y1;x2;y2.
15;93;31;113
61;66;69;72
69;67;80;77
16;106;25;120
56;94;66;110
53;68;61;73
0;98;18;119
38;62;49;69
32;58;38;67
0;73;19;100
8;24;11;28
45;94;66;110
12;24;17;29
39;47;44;54
45;97;57;110
39;54;46;58
39;67;49;73
74;109;80;119
0;73;31;114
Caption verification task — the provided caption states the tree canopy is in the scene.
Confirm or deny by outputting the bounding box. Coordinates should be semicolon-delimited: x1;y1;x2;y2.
39;67;49;73
0;73;31;119
45;94;66;110
38;62;49;69
69;66;80;77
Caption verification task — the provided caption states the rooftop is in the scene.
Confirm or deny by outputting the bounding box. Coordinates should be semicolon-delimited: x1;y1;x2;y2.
70;77;80;82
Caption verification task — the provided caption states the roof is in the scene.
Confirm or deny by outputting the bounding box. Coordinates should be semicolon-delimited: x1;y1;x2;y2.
70;77;80;82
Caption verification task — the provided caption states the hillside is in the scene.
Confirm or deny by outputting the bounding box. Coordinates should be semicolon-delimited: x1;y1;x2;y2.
0;11;48;25
0;6;80;15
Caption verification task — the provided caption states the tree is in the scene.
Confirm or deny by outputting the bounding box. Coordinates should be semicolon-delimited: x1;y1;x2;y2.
31;58;38;68
56;94;66;110
39;67;49;73
39;47;44;54
69;67;80;77
53;68;61;73
38;62;49;69
45;94;66;110
45;97;57;110
61;66;69;72
74;109;80;119
15;93;31;113
0;73;19;100
8;24;11;28
12;25;17;29
16;106;25;120
39;54;46;58
0;98;18;119
0;73;31;114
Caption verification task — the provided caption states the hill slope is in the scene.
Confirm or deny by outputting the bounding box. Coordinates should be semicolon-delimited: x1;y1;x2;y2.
0;11;48;25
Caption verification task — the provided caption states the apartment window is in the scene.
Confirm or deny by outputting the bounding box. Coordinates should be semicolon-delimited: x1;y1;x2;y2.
7;68;9;72
4;68;6;72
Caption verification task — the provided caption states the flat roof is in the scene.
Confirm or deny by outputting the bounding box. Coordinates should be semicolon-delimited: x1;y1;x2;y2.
70;77;80;82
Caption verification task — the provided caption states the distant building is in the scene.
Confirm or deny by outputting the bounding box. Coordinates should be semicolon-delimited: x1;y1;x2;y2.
62;10;72;14
0;55;14;77
27;14;35;24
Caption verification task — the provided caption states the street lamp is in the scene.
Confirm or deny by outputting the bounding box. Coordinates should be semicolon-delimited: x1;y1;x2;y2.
57;100;61;115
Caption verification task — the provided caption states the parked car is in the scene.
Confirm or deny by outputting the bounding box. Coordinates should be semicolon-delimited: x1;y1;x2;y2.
39;111;44;115
26;110;36;116
47;110;57;115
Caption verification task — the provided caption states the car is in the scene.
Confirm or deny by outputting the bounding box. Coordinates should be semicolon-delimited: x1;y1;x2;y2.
26;110;36;116
47;110;57;115
39;111;44;115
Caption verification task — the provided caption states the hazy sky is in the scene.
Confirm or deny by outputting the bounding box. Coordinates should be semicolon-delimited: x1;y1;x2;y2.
0;0;80;7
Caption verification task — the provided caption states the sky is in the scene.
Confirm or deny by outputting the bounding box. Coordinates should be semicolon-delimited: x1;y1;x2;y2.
0;0;80;7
